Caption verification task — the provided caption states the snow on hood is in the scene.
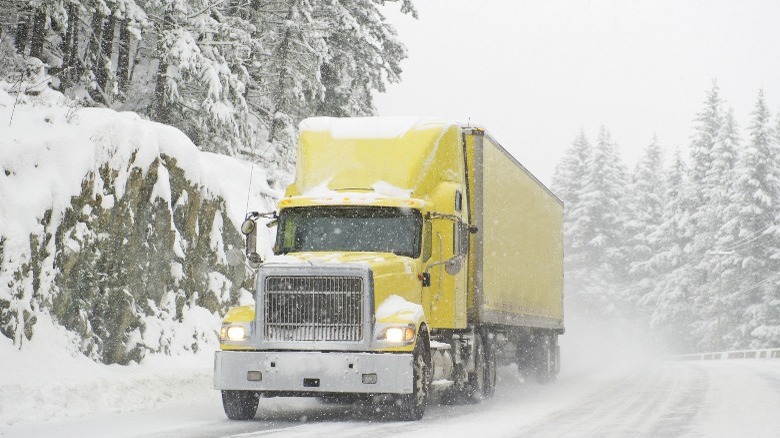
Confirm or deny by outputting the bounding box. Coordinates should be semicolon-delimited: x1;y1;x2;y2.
375;294;424;322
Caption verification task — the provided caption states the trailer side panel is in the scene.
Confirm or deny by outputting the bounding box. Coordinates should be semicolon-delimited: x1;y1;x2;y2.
471;133;564;330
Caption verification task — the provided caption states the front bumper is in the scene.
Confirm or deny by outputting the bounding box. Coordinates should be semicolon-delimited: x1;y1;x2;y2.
214;350;413;394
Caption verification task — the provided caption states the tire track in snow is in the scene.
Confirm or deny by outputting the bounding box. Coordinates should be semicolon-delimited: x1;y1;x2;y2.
514;362;708;437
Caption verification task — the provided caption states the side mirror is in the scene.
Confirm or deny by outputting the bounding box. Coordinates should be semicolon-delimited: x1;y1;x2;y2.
445;256;462;275
241;213;263;268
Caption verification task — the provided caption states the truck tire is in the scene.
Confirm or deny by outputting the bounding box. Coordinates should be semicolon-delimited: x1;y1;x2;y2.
468;335;487;402
541;334;559;383
523;333;557;384
441;335;491;404
222;390;258;420
396;340;428;420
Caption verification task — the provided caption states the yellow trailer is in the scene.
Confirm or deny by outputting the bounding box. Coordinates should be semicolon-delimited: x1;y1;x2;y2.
466;129;564;328
214;118;564;421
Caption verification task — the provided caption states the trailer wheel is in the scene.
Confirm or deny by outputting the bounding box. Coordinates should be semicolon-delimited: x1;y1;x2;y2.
222;390;258;420
523;333;557;384
396;340;428;420
542;334;559;383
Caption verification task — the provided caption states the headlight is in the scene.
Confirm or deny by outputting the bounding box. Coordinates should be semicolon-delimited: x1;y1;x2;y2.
377;325;416;343
386;327;405;343
220;322;251;342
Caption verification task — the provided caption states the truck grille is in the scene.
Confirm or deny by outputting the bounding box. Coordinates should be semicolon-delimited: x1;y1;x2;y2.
264;276;364;342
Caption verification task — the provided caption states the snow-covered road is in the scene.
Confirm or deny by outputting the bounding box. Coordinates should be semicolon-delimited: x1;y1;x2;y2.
2;358;778;438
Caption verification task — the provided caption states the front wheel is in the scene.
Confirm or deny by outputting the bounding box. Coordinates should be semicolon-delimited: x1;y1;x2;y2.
222;390;258;420
396;340;428;420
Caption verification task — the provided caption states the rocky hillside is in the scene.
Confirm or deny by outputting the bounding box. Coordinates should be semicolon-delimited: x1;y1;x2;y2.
0;82;279;364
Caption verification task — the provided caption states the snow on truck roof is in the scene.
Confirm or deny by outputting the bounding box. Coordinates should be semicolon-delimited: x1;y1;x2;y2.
299;116;457;138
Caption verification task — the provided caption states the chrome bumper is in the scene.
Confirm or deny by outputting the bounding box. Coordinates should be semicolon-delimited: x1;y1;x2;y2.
214;351;413;394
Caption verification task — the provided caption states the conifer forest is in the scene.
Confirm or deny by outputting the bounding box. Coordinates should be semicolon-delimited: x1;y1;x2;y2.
554;84;780;353
1;0;415;172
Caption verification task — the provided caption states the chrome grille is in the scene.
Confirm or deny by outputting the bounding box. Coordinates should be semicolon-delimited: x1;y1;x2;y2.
264;276;364;342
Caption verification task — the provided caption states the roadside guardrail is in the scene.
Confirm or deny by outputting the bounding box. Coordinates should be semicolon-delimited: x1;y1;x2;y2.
669;348;780;361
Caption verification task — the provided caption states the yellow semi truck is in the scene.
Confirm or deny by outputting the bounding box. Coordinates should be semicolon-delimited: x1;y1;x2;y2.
214;117;564;420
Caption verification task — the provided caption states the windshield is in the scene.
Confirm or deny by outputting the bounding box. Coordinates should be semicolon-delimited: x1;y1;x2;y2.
275;206;423;258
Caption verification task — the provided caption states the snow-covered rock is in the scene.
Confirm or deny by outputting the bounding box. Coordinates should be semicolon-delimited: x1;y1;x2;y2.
0;84;278;364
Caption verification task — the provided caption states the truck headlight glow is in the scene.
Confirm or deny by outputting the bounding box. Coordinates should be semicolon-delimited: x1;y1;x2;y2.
378;325;416;343
221;323;251;342
386;327;405;343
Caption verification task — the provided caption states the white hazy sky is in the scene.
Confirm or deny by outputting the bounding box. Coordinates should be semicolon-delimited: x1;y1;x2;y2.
373;0;780;186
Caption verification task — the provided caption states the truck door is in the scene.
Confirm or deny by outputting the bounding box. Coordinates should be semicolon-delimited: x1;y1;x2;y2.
424;215;468;329
452;219;469;328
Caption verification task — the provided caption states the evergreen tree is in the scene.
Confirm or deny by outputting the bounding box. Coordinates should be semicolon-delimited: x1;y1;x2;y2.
3;0;415;165
681;84;731;351
689;82;724;209
626;135;666;287
695;107;744;350
552;129;593;274
315;0;410;117
575;126;628;281
642;148;697;352
148;0;255;155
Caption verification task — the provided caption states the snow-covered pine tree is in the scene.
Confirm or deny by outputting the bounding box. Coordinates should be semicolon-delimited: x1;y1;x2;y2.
576;126;629;282
557;126;629;320
678;83;729;351
552;129;593;274
626;135;666;289
314;0;411;117
235;0;415;171
642;148;697;352
5;0;71;77
242;0;328;168
4;0;414;166
730;90;780;348
113;0;148;98
694;106;744;350
148;0;255;156
689;82;724;209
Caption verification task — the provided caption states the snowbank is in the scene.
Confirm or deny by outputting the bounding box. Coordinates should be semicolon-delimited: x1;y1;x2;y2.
0;314;214;426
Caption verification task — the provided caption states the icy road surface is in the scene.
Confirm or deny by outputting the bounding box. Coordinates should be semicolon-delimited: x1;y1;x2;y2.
2;359;778;438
